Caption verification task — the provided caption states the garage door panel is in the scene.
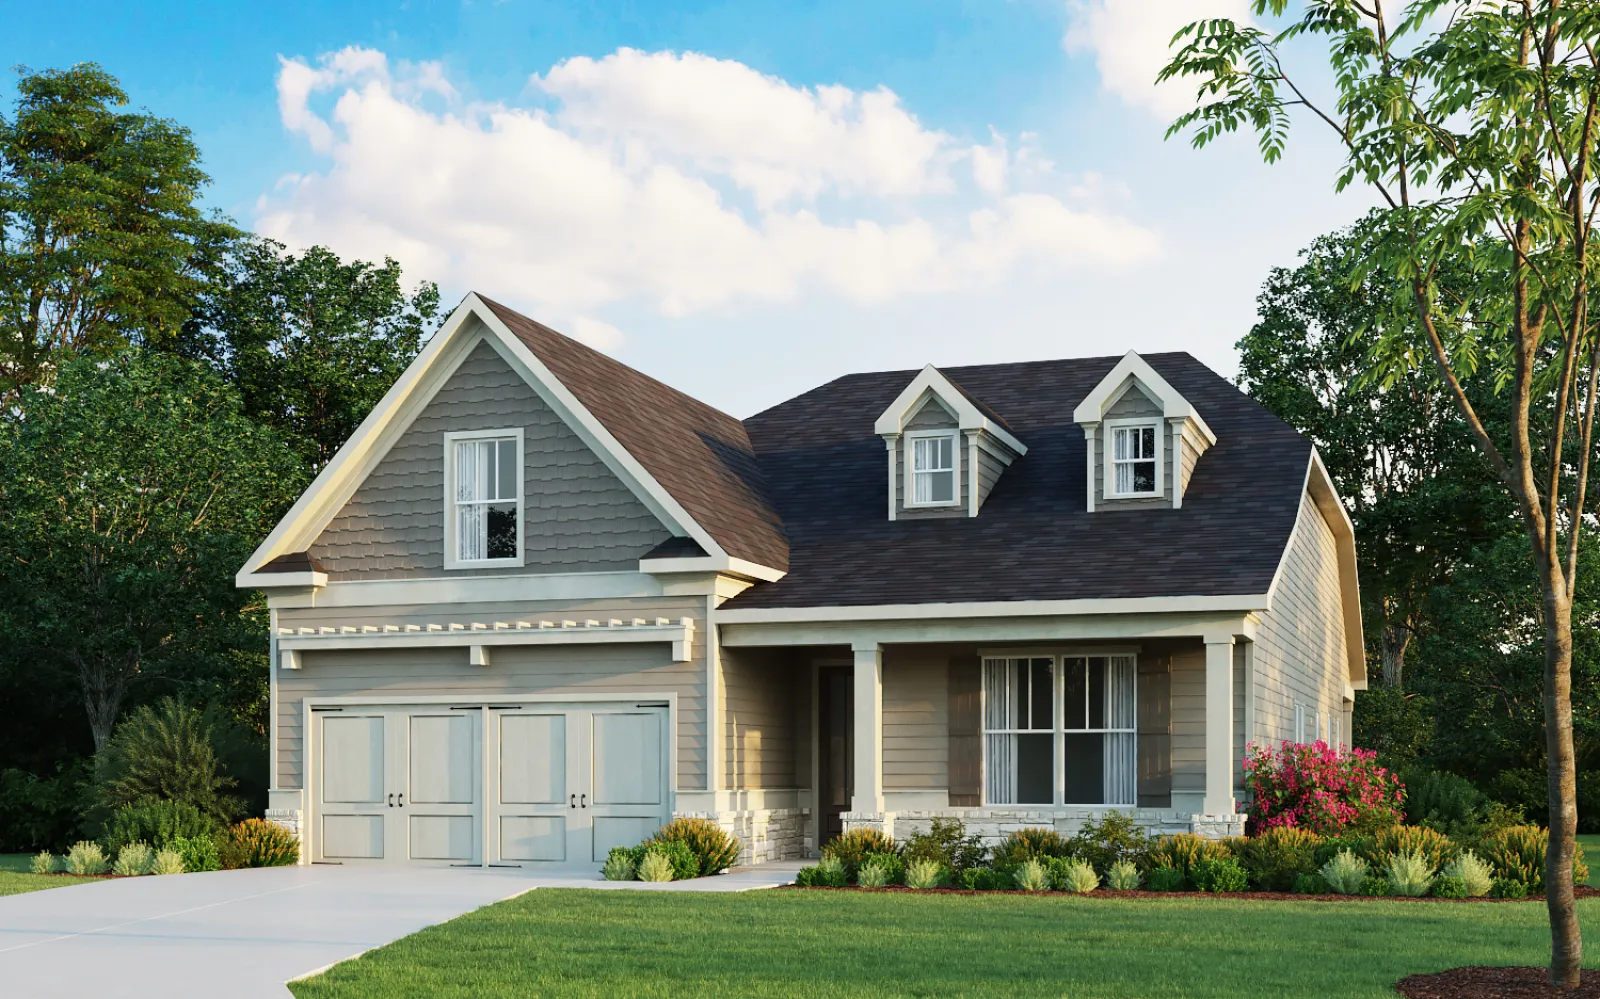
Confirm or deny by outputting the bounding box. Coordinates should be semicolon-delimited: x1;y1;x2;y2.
409;714;475;804
591;712;662;806
409;814;475;860
592;816;658;861
323;814;384;859
500;816;566;862
321;716;385;804
500;713;565;804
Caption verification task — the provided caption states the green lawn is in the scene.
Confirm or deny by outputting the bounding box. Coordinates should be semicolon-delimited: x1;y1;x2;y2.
0;852;105;895
1581;835;1600;885
290;889;1600;999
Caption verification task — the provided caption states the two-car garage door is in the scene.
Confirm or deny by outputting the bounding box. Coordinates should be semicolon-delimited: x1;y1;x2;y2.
312;701;669;868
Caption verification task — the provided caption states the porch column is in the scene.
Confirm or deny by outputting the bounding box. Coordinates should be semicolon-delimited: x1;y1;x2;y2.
1203;634;1236;815
851;641;884;814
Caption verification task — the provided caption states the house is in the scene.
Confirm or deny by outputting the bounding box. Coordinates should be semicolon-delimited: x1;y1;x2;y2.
238;293;1364;869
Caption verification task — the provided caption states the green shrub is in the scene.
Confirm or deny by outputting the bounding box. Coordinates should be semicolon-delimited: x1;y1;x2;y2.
992;827;1072;871
637;851;675;882
1147;866;1186;892
114;841;154;876
151;848;185;876
1070;812;1149;873
1441;851;1494;898
1385;849;1436;897
1235;826;1323;891
171;834;221;873
0;765;87;855
1403;768;1488;835
905;858;946;889
1292;872;1330;894
959;866;1010;890
1314;834;1375;869
1106;859;1141;890
1490;878;1528;899
856;859;891;888
822;828;897;877
794;865;821;887
101;799;219;855
601;848;637;881
902;818;988;875
1433;876;1468;898
648;817;741;876
640;840;697;881
814;855;849;887
1368;825;1456;871
1359;876;1392;896
1479;825;1588;891
1010;859;1048;891
65;840;108;875
30;850;56;875
1147;833;1230;883
861;851;904;885
1193;858;1248;893
1056;859;1099;894
1319;850;1369;894
94;699;242;822
219;819;299;868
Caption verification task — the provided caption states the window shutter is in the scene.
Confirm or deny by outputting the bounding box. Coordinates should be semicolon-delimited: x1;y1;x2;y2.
947;659;982;807
1136;657;1172;808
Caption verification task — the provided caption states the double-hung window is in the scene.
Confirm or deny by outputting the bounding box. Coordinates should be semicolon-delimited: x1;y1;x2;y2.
1108;422;1159;497
446;430;522;566
983;654;1137;806
907;432;958;506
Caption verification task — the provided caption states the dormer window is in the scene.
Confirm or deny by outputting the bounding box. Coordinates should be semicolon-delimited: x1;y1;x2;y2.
1108;421;1160;497
445;429;523;568
908;431;959;506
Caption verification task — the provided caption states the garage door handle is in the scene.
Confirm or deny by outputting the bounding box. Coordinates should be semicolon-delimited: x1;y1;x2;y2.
570;793;576;809
387;793;394;807
580;794;587;808
398;793;404;808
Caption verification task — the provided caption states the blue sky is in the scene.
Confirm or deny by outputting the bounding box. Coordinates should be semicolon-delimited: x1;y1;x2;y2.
5;1;1370;416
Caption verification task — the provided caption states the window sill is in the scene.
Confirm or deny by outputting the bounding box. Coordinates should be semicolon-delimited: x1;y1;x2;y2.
1104;493;1160;501
444;558;525;571
904;501;962;510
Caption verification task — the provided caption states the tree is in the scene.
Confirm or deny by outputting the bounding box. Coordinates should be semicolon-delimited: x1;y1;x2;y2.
1161;1;1600;982
184;238;439;467
0;351;305;751
1240;221;1510;687
0;64;238;405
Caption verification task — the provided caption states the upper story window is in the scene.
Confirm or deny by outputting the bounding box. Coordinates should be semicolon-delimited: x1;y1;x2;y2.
446;429;522;567
1108;421;1160;497
907;431;959;506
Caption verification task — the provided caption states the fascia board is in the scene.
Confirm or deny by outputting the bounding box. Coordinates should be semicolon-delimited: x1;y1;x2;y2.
714;592;1271;625
1072;351;1198;424
641;555;786;583
237;571;327;589
237;297;485;580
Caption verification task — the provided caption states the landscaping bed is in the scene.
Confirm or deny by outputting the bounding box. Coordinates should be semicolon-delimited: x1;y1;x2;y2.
1397;966;1600;998
783;883;1600;903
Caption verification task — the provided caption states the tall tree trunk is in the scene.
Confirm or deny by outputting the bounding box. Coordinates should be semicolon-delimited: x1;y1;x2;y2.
1380;615;1410;689
1541;579;1582;987
78;659;128;752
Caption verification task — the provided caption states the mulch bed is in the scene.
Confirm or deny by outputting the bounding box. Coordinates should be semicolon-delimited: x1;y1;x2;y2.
1397;967;1600;998
782;885;1600;904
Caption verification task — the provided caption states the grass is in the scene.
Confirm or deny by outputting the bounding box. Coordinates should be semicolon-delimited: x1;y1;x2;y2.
0;852;106;896
290;889;1600;999
1581;835;1600;886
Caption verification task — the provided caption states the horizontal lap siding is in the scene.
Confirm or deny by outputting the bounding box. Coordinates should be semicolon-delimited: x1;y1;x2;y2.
884;654;948;790
1094;385;1175;509
276;596;705;790
309;335;670;580
1252;492;1349;751
722;648;799;789
1170;647;1205;795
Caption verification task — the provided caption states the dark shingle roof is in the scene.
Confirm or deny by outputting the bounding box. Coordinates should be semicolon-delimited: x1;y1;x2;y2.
482;296;789;570
720;352;1312;610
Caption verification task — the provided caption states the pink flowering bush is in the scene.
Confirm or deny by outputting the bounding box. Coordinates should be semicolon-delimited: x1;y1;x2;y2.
1242;740;1405;836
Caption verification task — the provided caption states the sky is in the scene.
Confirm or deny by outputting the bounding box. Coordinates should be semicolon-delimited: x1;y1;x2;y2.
4;1;1374;417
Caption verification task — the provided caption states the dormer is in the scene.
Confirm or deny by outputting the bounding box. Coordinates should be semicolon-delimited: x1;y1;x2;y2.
1073;351;1216;511
874;365;1026;520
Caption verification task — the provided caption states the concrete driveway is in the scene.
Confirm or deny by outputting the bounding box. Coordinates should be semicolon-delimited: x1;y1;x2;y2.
0;861;804;999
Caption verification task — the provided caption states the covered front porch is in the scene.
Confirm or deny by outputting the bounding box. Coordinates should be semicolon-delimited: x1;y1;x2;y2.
690;611;1258;863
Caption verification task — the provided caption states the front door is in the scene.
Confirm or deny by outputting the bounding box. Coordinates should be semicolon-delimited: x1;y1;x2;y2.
489;703;668;868
817;668;853;848
315;705;482;864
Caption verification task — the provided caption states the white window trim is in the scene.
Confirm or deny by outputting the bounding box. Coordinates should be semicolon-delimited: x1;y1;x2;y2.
980;652;1139;808
903;429;962;508
1103;417;1164;499
443;427;525;570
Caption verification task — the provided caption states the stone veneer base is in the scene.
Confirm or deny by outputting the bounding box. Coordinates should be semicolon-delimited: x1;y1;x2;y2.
674;807;812;866
842;807;1246;844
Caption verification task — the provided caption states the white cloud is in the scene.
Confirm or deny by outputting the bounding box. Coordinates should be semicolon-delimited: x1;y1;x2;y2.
1065;1;1256;118
258;46;1159;326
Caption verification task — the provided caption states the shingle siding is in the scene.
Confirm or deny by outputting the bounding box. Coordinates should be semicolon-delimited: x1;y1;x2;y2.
309;338;671;580
722;647;801;789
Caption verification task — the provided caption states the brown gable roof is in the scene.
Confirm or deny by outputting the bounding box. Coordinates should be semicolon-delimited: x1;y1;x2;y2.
480;296;789;571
